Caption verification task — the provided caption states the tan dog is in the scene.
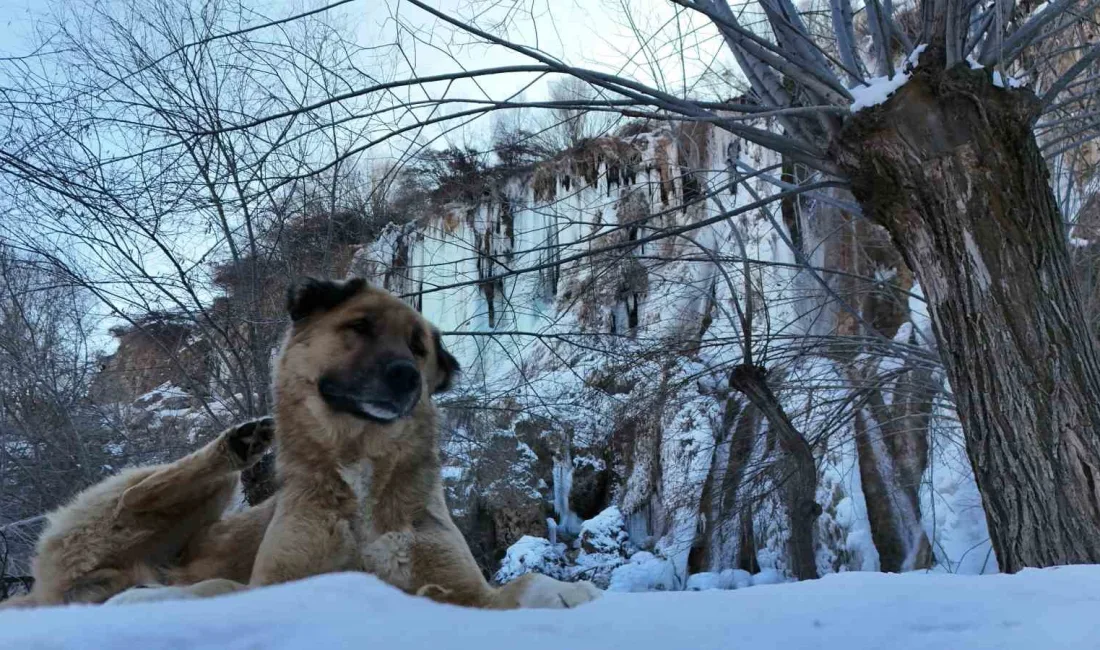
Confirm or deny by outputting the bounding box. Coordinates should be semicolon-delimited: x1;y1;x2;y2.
0;418;275;608
2;278;600;611
249;277;600;609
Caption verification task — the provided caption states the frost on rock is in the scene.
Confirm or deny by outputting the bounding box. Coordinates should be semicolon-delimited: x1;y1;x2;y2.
494;536;567;584
552;449;583;537
654;389;718;587
348;118;991;588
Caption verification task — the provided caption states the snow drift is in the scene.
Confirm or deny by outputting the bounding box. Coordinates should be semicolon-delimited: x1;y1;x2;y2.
3;567;1099;649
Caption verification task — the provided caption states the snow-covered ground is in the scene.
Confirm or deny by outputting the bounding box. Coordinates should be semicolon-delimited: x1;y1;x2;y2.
4;567;1099;650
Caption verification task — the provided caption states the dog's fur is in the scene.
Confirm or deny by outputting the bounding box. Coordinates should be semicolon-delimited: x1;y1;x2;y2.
0;418;276;608
248;277;600;609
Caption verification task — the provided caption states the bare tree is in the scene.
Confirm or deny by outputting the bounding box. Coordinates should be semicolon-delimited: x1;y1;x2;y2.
536;77;625;151
0;247;104;524
0;0;387;422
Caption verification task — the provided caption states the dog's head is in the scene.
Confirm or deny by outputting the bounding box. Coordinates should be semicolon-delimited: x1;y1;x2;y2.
277;277;459;425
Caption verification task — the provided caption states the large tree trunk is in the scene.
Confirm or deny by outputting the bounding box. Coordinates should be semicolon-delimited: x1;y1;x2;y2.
834;56;1100;572
729;364;820;580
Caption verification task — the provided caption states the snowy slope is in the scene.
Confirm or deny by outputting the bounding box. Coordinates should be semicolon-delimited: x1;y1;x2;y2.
4;567;1099;650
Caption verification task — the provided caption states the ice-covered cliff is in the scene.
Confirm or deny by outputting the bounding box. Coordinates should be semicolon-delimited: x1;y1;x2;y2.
347;119;996;588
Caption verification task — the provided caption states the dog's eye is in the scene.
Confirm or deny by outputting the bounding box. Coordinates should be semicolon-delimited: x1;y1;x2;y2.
347;318;374;336
410;332;427;357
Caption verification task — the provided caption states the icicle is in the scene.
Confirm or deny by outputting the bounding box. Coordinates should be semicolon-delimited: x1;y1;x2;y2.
552;450;582;536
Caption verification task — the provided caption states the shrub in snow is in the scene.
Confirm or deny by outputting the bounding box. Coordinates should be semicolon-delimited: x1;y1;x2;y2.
607;551;679;592
494;536;567;583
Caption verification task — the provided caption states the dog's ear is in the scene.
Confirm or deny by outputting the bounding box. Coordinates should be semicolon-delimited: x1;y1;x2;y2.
286;277;366;323
431;329;460;394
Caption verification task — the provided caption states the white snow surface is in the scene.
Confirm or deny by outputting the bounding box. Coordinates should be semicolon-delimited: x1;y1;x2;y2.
5;567;1100;649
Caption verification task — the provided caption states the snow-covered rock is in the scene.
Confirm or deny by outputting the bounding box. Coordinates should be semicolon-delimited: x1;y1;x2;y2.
494;536;567;583
685;572;724;591
571;507;632;588
607;551;679;592
577;506;629;555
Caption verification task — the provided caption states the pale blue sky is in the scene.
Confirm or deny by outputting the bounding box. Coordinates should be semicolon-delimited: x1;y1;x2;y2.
0;0;733;354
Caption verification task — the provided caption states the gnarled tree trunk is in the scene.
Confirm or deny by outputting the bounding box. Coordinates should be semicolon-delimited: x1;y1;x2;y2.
834;56;1100;572
729;364;820;580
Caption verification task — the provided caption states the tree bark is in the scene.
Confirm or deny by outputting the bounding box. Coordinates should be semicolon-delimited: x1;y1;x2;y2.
834;56;1100;572
729;364;820;580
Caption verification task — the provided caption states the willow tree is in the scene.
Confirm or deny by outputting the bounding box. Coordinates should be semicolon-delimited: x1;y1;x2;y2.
402;0;1100;571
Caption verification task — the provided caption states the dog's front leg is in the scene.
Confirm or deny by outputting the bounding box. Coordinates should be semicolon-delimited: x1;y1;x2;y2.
250;495;358;586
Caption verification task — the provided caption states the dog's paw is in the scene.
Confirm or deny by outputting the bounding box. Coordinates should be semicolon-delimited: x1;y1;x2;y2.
104;580;248;606
104;584;198;606
224;417;275;468
361;531;414;592
512;574;603;609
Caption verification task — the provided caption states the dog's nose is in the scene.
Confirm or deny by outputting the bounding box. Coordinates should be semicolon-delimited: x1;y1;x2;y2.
384;359;421;395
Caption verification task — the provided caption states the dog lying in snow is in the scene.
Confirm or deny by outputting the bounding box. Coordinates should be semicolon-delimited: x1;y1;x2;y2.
3;277;600;611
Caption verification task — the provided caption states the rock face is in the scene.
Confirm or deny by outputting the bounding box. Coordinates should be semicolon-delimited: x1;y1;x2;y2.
91;317;212;405
347;119;994;584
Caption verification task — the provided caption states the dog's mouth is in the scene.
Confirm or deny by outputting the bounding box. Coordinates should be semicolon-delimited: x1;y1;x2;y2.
355;400;403;423
318;376;418;424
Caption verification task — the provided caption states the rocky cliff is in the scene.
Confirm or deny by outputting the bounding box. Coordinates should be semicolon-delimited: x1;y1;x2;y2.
342;120;995;586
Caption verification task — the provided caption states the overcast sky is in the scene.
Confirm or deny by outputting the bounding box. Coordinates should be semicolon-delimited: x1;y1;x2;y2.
0;0;731;148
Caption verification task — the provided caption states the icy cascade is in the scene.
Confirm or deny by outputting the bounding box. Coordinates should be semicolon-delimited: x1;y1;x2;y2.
352;120;993;584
